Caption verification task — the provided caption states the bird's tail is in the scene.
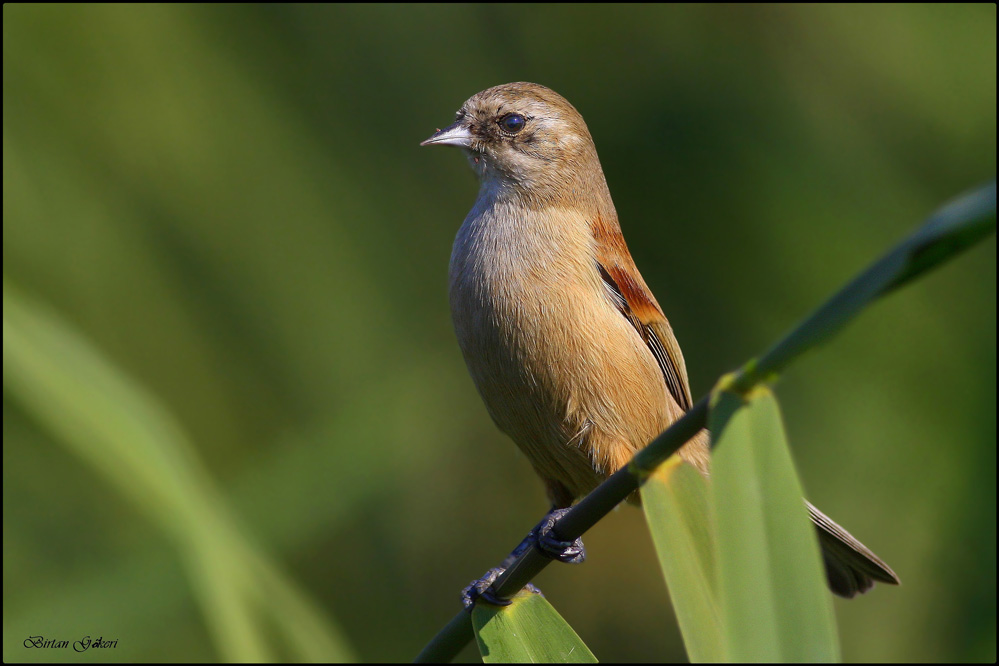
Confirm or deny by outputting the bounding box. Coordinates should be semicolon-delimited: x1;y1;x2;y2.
807;501;900;598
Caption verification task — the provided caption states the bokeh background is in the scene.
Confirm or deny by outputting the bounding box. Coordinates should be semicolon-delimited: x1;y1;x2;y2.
3;4;995;663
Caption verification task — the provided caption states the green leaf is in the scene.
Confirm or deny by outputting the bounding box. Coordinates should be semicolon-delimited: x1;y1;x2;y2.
709;386;839;662
2;282;354;662
471;591;598;663
883;181;997;294
641;457;724;662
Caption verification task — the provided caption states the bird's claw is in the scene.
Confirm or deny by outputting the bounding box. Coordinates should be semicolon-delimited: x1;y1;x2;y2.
461;567;543;612
532;507;586;564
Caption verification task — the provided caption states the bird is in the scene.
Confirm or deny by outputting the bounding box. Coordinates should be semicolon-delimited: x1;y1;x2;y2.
421;81;899;599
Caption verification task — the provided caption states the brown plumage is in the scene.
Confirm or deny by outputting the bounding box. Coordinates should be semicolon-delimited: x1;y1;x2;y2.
423;82;897;598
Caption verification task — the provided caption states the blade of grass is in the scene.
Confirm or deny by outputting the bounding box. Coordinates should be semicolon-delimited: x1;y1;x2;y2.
710;385;839;662
641;458;723;662
736;181;995;392
2;281;355;662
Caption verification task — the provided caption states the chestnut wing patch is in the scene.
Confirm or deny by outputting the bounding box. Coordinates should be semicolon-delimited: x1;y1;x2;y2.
598;263;692;412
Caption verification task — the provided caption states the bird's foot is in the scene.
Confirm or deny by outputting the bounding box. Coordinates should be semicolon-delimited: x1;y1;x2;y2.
532;507;586;564
461;567;542;611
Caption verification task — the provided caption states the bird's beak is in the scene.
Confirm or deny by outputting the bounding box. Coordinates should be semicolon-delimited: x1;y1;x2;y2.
420;121;474;148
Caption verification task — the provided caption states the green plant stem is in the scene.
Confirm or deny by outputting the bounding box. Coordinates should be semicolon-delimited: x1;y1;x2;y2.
733;181;996;392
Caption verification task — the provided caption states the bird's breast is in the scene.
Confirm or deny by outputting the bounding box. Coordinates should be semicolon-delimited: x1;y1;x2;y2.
448;200;601;387
447;198;672;495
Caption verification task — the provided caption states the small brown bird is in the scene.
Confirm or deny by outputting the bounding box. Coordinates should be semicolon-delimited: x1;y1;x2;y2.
422;82;898;598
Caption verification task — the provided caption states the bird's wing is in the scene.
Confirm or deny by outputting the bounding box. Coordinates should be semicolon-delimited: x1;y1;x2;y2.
592;215;694;412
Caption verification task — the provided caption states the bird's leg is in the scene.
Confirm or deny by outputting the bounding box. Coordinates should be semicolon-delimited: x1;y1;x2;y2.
461;507;584;611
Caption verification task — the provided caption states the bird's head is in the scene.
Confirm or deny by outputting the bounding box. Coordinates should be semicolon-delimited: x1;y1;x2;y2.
422;82;606;207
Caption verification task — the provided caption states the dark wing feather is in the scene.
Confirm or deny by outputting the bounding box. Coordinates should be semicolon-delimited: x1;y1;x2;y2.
594;245;693;413
807;501;900;598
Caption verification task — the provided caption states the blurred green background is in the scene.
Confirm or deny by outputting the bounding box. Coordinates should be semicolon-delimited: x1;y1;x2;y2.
3;4;995;662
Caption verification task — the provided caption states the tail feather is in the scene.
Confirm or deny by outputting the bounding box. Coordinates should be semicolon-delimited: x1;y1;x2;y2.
807;501;900;598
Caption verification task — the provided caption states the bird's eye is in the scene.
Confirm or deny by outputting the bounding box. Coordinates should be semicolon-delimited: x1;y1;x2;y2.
499;113;526;134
